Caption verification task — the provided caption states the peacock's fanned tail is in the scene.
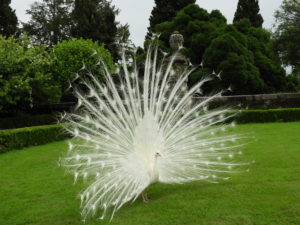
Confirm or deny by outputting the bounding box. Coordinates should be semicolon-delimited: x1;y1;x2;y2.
61;42;248;221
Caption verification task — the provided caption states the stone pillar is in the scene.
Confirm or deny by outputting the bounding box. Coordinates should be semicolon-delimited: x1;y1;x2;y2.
166;31;189;98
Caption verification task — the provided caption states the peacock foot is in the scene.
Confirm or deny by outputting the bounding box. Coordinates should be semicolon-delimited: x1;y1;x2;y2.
142;191;149;203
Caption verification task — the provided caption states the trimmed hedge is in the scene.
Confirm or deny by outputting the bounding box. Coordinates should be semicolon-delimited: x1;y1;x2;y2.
0;114;57;130
228;108;300;124
0;124;70;153
1;108;300;153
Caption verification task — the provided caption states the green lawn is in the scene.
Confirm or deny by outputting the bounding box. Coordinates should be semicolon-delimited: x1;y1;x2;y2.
1;122;300;225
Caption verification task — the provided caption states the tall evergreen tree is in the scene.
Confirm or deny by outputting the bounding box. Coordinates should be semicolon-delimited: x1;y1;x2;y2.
156;4;295;94
0;0;18;37
273;0;300;78
147;0;195;37
22;0;73;46
71;0;118;57
233;0;264;27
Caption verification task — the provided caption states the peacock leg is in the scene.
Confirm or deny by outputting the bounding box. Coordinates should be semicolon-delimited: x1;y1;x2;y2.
142;190;149;203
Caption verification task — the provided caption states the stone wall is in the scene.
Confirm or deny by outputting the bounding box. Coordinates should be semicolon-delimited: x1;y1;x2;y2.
193;93;300;109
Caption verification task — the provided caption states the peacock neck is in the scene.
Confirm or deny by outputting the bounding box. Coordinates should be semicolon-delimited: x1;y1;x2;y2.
150;154;160;184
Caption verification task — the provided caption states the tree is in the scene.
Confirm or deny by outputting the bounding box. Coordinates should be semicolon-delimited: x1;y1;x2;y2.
0;0;18;37
22;0;73;46
202;28;264;94
0;35;61;111
234;19;289;93
155;4;295;94
71;0;118;57
114;23;135;62
51;38;114;100
233;0;264;27
156;4;227;64
155;4;229;63
115;23;131;47
147;0;195;37
273;0;300;78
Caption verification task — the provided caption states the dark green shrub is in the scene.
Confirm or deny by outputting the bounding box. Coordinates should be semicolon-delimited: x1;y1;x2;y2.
51;38;115;99
0;124;70;153
228;108;300;124
0;114;57;130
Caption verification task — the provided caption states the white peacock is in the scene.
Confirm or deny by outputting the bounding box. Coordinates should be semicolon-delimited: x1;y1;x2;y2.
61;40;248;221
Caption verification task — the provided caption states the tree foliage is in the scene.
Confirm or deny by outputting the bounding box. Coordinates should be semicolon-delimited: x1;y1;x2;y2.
51;38;114;100
22;0;73;46
22;0;129;60
156;5;227;64
155;4;295;94
0;35;61;111
233;0;264;28
0;36;115;111
115;23;131;47
0;0;18;37
203;31;264;94
147;0;195;37
71;0;118;57
273;0;300;77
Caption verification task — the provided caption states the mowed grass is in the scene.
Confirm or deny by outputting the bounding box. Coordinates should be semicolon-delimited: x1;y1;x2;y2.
0;122;300;225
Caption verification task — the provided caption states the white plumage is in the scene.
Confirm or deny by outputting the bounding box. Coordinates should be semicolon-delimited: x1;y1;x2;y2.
61;43;247;221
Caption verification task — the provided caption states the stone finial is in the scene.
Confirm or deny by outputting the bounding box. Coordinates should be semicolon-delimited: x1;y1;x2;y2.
169;31;184;52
